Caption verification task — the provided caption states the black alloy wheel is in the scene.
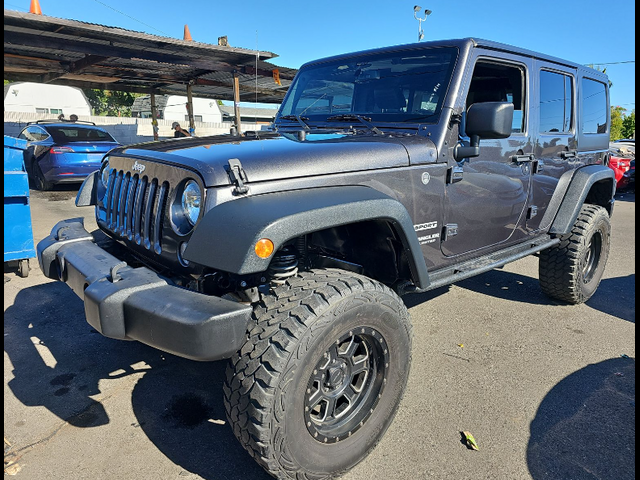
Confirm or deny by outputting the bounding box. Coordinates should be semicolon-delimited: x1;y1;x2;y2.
304;328;389;444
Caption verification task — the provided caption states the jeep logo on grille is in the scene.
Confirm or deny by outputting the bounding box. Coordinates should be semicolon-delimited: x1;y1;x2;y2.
132;161;146;173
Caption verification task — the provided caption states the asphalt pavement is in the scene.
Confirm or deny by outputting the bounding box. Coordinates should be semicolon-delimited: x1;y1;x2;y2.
4;187;635;480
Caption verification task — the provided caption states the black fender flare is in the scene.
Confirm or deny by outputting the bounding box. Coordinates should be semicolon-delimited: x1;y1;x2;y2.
541;165;615;235
184;185;430;289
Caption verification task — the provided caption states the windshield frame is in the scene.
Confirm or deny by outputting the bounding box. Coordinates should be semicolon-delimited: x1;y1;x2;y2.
276;45;460;129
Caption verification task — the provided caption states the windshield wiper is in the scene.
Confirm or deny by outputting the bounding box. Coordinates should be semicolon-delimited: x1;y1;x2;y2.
326;114;383;135
278;114;311;131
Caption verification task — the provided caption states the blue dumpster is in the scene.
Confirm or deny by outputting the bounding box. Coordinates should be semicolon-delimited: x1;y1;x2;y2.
4;135;35;277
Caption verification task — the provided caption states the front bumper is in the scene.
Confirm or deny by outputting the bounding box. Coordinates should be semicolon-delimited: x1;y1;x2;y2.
37;218;252;361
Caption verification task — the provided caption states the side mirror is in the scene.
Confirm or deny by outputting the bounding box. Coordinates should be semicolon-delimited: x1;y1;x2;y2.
454;102;514;161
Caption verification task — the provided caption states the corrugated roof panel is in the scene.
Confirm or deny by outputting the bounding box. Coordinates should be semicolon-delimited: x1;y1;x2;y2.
4;9;297;103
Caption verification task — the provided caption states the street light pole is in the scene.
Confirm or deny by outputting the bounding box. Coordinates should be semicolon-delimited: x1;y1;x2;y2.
413;5;432;42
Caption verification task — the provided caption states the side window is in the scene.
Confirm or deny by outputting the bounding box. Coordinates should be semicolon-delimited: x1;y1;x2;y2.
18;129;30;140
25;126;48;141
539;71;573;133
29;127;49;141
466;61;526;133
581;78;607;134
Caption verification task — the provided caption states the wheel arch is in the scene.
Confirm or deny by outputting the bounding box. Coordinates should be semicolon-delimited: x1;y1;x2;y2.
543;165;616;236
183;186;430;289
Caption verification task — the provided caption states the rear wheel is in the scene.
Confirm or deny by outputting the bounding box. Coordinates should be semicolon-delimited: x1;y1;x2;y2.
539;204;610;304
33;162;53;191
224;269;412;479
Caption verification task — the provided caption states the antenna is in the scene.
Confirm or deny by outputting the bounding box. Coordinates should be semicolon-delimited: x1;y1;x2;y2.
413;5;432;42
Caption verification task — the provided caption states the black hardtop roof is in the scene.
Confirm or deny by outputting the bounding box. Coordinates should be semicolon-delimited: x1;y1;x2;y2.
300;38;608;81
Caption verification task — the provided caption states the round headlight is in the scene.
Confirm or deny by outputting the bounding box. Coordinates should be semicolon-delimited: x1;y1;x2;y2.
181;180;202;226
101;162;111;187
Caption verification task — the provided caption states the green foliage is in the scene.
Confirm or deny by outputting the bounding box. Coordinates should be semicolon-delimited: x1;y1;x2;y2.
83;89;142;116
611;106;635;141
621;110;635;139
610;106;625;140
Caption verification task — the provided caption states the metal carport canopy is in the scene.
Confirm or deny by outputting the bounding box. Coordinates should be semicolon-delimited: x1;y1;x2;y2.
3;9;297;104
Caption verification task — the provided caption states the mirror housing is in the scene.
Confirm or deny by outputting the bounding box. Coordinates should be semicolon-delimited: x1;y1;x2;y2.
454;102;514;161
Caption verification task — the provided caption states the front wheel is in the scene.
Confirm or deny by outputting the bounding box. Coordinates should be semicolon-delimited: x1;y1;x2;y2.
224;269;412;480
539;204;611;304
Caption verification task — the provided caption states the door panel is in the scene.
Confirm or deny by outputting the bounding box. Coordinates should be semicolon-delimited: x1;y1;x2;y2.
442;52;533;257
527;62;579;232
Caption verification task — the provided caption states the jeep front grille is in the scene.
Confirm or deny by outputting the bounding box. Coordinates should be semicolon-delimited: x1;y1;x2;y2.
104;169;169;254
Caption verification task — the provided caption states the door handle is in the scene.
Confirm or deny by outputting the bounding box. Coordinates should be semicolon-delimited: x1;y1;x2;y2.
511;154;535;164
560;150;577;159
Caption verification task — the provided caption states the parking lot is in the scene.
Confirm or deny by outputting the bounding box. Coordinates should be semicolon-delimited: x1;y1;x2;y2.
4;187;635;480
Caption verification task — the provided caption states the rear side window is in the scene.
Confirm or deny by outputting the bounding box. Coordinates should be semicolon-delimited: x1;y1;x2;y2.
539;71;573;133
22;126;50;141
581;78;608;134
46;127;116;143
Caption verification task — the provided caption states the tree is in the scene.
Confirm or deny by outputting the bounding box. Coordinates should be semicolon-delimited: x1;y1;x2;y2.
83;89;142;116
610;106;625;140
621;110;635;139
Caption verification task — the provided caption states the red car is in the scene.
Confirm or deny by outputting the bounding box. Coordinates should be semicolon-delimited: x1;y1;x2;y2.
608;150;633;190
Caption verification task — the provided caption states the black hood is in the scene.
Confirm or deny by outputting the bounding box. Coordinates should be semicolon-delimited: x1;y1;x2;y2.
108;132;434;187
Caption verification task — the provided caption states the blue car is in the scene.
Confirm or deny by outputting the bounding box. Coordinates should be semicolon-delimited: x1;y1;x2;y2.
18;120;121;190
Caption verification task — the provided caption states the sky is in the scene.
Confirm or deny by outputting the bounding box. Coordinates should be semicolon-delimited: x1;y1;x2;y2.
5;0;636;112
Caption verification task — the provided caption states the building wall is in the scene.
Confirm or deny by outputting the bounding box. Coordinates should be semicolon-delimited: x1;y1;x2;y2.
3;112;269;145
162;96;223;123
4;83;92;116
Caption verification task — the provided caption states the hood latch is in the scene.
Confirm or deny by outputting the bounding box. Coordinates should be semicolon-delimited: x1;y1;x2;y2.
227;158;249;195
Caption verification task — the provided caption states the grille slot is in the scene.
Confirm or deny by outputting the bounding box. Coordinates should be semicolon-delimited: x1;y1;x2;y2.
104;169;169;254
133;176;148;245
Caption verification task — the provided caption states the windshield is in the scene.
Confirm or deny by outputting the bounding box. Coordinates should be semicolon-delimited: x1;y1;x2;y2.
279;47;458;125
47;126;116;143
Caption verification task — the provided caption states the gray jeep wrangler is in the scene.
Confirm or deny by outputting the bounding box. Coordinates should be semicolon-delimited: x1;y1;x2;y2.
37;38;615;479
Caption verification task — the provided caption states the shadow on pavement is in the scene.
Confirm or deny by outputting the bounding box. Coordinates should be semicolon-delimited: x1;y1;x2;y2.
453;269;635;323
585;274;635;323
130;357;272;480
527;357;635;480
614;191;635;203
29;185;79;202
4;281;271;479
402;285;450;309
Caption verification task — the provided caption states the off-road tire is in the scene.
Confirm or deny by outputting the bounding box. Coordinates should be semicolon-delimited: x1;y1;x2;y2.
539;204;610;304
223;268;412;480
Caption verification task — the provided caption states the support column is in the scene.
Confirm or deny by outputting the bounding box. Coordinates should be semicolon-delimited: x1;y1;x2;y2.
233;71;242;135
150;92;159;141
186;83;195;136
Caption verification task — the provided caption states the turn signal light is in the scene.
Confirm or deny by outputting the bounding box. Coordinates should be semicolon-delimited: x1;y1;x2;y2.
255;238;275;258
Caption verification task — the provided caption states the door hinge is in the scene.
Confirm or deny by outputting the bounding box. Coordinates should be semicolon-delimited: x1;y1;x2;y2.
227;158;249;195
442;223;459;241
446;166;464;184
